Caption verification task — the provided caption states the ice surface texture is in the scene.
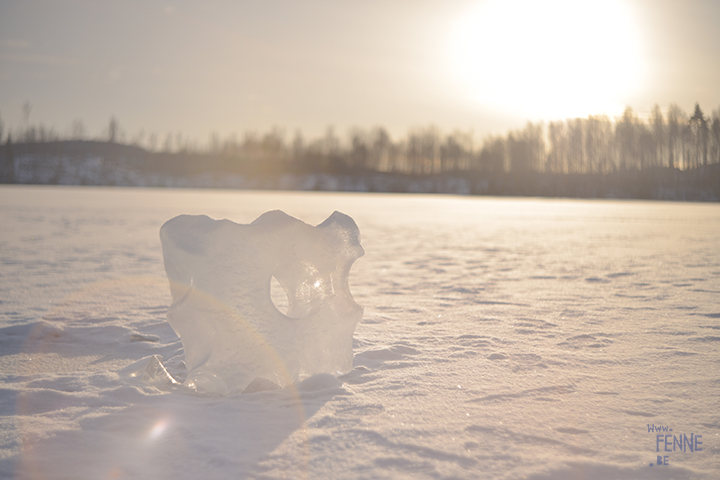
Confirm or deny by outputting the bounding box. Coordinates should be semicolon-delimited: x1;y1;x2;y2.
160;210;364;395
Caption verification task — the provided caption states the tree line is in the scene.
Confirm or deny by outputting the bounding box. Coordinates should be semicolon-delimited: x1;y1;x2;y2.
2;102;719;177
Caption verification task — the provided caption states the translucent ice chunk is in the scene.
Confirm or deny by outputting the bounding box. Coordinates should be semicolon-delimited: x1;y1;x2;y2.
159;210;364;395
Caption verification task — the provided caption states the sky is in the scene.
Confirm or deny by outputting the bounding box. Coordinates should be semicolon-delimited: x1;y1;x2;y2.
1;0;719;146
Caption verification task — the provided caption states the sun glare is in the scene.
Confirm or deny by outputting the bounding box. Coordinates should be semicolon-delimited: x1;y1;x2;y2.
448;0;644;120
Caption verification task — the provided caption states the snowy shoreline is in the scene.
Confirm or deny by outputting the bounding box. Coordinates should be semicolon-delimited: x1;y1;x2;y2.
2;141;719;201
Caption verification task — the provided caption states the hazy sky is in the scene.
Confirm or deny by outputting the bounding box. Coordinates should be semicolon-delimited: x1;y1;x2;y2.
1;0;719;145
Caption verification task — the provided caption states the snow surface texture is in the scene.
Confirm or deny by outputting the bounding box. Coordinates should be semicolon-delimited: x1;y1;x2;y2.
1;186;719;479
158;211;364;395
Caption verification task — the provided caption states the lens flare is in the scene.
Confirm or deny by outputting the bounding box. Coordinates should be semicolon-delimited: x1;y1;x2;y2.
147;417;171;442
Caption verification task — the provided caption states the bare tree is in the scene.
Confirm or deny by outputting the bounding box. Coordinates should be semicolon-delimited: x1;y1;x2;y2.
163;132;173;152
638;123;654;170
650;105;665;168
208;132;221;154
405;131;421;174
71;119;86;140
507;122;544;173
175;131;184;153
441;130;473;172
567;119;584;173
584;115;610;173
681;121;693;170
546;121;567;173
710;108;720;165
616;107;638;170
108;116;119;143
370;127;392;172
349;128;369;171
440;133;462;173
589;115;615;173
148;132;158;151
667;104;685;169
405;126;440;175
689;103;709;167
262;127;286;159
291;130;304;166
2;132;15;183
131;129;145;147
323;127;341;171
420;126;441;174
476;135;506;173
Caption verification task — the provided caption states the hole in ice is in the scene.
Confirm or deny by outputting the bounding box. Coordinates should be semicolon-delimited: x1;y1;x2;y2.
270;275;290;317
270;261;328;319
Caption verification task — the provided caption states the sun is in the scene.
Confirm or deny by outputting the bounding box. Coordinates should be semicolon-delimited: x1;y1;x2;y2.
448;0;645;120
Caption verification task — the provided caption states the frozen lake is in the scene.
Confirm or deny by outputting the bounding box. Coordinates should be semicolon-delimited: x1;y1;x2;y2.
1;185;719;479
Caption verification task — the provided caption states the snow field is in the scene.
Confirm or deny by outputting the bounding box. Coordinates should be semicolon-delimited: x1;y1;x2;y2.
0;185;718;479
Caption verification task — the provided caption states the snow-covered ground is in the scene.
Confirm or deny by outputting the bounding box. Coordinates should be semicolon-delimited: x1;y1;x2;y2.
1;185;718;479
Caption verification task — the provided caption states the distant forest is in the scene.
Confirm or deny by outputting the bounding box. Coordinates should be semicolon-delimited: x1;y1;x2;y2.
1;102;719;200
